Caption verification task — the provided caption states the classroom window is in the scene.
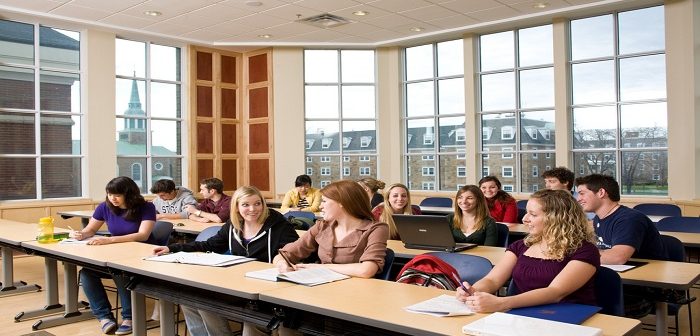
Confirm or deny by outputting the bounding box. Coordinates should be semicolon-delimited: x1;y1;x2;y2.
0;20;82;200
304;50;377;186
404;39;466;192
478;25;555;193
115;38;182;193
571;6;668;195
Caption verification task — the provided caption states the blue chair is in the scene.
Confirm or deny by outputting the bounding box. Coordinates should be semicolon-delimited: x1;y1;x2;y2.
195;225;222;242
374;248;395;281
152;221;174;246
496;223;509;248
419;197;453;208
633;203;682;217
516;199;528;209
656;216;700;233
283;210;316;221
426;252;492;285
659;235;695;336
517;208;526;224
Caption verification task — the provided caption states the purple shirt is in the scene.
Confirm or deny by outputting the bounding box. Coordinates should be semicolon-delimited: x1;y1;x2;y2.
507;239;600;306
93;201;157;243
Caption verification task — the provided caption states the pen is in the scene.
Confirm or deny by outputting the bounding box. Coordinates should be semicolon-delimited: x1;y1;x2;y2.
279;250;295;268
452;272;474;295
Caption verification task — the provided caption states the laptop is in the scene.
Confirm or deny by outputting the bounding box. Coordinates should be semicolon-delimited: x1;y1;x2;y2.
393;214;477;252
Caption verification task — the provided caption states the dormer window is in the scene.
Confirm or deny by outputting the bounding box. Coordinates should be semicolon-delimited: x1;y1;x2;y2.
482;127;492;141
501;126;514;140
360;136;371;148
455;129;465;142
423;133;434;145
321;138;332;149
305;140;314;149
342;137;351;148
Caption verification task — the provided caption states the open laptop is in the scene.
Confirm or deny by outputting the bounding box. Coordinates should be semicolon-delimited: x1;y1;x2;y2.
393;214;477;252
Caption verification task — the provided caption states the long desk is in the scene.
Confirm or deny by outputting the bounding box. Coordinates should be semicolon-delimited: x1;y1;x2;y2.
57;210;94;228
161;218;222;235
0;219;43;297
260;277;641;336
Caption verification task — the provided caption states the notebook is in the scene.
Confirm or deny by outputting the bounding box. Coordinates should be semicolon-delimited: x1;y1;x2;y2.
506;303;601;324
602;260;648;272
462;312;603;336
245;267;349;286
144;252;255;267
404;294;475;317
393;214;477;252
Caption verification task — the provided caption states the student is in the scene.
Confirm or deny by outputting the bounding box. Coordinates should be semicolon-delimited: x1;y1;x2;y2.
280;174;321;212
357;177;386;208
371;183;421;240
479;176;518;223
186;177;232;223
73;176;156;335
456;189;599;312
154;186;299;336
447;185;498;246
150;178;198;220
542;167;575;193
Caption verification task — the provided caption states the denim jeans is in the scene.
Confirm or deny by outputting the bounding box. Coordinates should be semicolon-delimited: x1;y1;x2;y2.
182;305;234;336
80;268;132;321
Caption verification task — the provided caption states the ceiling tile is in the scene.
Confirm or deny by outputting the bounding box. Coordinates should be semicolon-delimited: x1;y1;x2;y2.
120;0;221;20
426;14;479;29
99;13;156;28
353;27;404;40
331;21;384;35
399;4;461;21
294;0;362;13
440;0;503;14
142;21;193;36
390;21;441;35
366;0;434;12
329;35;374;43
203;21;252;36
263;4;320;21
466;5;521;22
508;0;570;15
180;29;232;41
331;4;392;22
279;28;350;43
49;4;113;21
363;13;421;30
69;0;144;12
0;0;65;13
219;0;289;12
229;13;289;29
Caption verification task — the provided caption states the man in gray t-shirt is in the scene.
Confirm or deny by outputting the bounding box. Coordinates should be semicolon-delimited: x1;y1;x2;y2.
150;179;198;220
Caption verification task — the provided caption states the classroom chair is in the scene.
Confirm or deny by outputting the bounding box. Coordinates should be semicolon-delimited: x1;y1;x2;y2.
419;197;453;208
195;226;221;242
375;248;395;281
152;221;174;246
653;235;696;336
656;216;700;234
496;223;509;248
517;208;526;224
426;252;492;285
633;203;682;217
516;199;528;209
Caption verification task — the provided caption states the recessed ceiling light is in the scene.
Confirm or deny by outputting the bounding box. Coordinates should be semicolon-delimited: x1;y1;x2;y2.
410;27;424;32
258;34;272;38
246;1;263;6
144;10;162;17
353;10;369;16
532;2;548;9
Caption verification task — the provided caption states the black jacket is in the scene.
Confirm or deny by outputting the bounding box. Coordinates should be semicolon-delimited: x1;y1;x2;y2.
167;209;299;263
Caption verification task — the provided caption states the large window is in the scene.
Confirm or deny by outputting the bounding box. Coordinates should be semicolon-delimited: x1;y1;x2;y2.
304;50;377;186
404;39;465;191
0;20;81;200
115;39;182;193
570;6;667;195
478;25;556;193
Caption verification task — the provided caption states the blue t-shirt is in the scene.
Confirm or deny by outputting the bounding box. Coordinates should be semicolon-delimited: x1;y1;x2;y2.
593;205;667;260
93;201;157;244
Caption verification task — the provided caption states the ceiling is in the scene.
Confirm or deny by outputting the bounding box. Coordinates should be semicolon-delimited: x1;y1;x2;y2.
0;0;643;49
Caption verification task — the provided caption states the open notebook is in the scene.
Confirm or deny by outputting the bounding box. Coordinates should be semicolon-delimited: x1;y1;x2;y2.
245;267;349;286
144;252;255;267
404;294;474;317
462;312;602;336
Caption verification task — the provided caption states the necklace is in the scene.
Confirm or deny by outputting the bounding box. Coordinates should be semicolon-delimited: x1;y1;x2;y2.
600;204;619;220
538;241;549;257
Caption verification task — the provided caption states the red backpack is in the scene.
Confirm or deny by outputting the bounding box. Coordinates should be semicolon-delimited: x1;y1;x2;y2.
395;254;461;290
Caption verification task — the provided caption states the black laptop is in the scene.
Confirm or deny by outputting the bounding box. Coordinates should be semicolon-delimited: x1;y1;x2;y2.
393;214;477;252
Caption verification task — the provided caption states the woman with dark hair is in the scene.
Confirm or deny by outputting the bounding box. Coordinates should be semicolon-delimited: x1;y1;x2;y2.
274;180;389;278
281;174;321;212
448;185;498;246
456;189;599;312
479;175;518;223
72;176;156;335
357;177;386;208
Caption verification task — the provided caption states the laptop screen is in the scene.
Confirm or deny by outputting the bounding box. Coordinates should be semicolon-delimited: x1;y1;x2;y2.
392;214;459;249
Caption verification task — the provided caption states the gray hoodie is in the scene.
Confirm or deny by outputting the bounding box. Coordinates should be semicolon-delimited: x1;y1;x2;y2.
151;187;198;219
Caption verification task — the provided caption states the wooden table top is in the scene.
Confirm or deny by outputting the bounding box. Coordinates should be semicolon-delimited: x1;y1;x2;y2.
21;240;156;267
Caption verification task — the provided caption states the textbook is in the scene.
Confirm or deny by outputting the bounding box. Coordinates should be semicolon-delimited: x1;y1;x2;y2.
462;312;603;336
602;260;648;272
144;252;254;267
404;294;474;317
244;267;349;286
506;303;601;324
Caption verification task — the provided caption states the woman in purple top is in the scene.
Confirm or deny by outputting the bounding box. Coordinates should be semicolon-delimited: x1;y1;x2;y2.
73;176;156;335
456;189;600;312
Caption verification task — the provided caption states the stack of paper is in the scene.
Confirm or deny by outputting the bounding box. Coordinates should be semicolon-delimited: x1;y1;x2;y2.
144;252;254;267
245;267;349;286
404;294;474;317
462;312;602;336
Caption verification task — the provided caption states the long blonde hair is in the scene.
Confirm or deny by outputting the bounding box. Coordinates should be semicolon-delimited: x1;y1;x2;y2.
378;183;413;239
523;189;596;261
229;186;270;231
451;185;490;232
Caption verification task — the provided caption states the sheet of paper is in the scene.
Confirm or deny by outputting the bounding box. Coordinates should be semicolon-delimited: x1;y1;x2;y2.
59;237;96;245
245;268;280;282
277;267;349;286
144;251;253;266
601;264;636;272
404;294;474;317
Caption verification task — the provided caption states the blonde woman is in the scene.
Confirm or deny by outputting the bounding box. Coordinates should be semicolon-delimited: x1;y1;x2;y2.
371;183;421;240
153;186;298;336
447;185;498;246
357;177;386;208
456;189;600;312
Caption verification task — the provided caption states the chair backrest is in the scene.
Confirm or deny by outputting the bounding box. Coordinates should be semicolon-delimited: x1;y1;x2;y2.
426;252;493;285
517;208;526;224
419;197;453;208
283;210;316;221
660;234;685;262
516;199;528;209
656;216;700;233
195;225;222;242
496;223;509;248
594;267;624;316
374;248;395;281
151;221;174;246
633;203;682;217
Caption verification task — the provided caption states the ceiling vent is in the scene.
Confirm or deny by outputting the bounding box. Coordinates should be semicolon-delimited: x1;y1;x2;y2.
297;13;353;28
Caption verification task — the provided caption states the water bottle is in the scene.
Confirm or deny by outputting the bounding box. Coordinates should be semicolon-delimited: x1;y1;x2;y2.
37;216;54;243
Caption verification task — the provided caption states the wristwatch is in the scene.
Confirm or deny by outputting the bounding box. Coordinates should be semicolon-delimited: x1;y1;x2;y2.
196;210;202;217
